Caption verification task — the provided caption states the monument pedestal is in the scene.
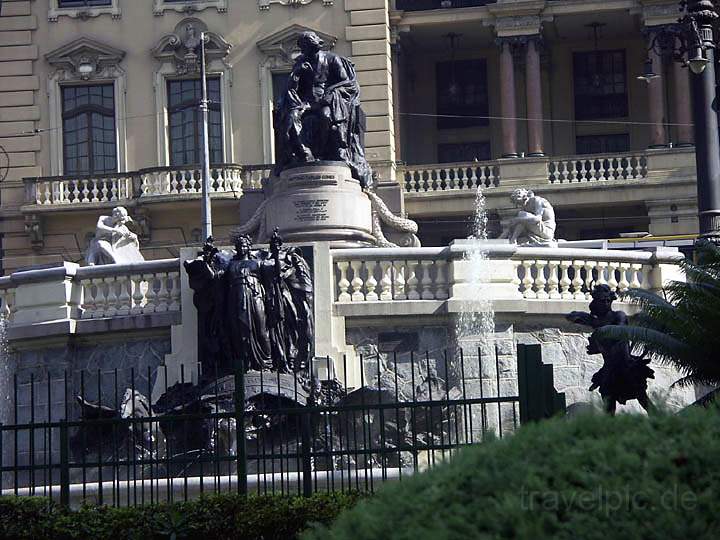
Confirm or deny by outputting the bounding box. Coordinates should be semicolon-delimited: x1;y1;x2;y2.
262;162;375;246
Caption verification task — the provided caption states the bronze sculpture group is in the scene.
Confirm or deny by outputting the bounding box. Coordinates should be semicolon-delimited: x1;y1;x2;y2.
185;229;314;378
568;285;655;415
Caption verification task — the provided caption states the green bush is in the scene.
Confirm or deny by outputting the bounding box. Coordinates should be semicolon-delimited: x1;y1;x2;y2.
304;408;720;540
0;491;362;540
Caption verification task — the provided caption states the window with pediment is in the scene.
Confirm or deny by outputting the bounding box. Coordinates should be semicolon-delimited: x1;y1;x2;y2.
153;0;228;16
46;37;127;175
49;0;120;21
152;18;233;166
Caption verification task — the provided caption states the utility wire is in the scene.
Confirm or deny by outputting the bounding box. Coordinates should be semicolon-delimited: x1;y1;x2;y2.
1;107;696;141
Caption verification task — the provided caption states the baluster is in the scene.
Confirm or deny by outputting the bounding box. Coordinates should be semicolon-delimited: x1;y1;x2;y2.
364;260;379;301
350;260;365;302
559;260;573;299
80;280;97;319
533;260;549;299
91;278;107;318
521;260;536;299
468;166;479;189
406;260;420;300
420;260;434;300
510;260;522;294
109;178;118;201
155;273;169;312
167;272;181;311
583;261;596;299
179;170;188;193
71;181;81;203
336;262;351;302
116;275;131;315
596;261;608;288
547;260;561;299
100;179;110;202
617;263;630;292
607;262;619;292
435;260;448;300
392;261;407;300
379;260;393;301
640;264;653;289
627;263;641;289
572;260;585;300
144;274;158;313
130;274;145;315
103;277;118;317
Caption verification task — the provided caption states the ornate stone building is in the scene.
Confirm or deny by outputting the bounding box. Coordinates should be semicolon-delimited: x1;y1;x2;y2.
0;0;700;274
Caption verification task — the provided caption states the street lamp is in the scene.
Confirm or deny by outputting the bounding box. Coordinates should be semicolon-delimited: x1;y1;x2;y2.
644;0;720;243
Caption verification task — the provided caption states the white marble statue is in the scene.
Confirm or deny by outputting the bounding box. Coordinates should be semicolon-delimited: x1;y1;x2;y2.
499;188;557;247
85;206;145;265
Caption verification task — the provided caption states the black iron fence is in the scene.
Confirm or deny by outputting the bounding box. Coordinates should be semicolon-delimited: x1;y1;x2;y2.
0;345;562;507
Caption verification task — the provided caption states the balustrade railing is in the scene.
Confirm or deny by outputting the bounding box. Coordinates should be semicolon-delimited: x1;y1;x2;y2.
395;0;495;10
138;164;244;197
76;260;181;319
334;248;451;303
548;152;648;184
332;246;680;305
24;164;272;207
511;249;657;300
402;162;501;193
30;173;134;205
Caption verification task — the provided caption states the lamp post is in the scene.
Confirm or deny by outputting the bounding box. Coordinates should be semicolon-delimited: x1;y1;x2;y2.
642;0;720;244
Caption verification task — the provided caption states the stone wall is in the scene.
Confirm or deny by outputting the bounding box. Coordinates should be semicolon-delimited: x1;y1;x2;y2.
2;333;170;478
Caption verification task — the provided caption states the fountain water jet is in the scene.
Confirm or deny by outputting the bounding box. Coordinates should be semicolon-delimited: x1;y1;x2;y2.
455;187;495;343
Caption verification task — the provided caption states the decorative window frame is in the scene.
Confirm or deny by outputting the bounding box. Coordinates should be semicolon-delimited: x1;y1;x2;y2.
45;37;128;175
49;0;121;22
256;24;337;162
153;0;228;16
259;0;334;10
152;18;234;166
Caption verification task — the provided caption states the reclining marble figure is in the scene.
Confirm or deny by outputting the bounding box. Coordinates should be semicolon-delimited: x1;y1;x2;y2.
85;206;145;265
499;188;557;246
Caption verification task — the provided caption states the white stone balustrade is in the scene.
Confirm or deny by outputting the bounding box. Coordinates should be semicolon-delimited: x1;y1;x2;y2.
402;162;501;193
333;248;452;303
77;261;181;319
23;164;268;207
139;165;244;197
30;174;134;205
332;244;684;314
547;152;648;183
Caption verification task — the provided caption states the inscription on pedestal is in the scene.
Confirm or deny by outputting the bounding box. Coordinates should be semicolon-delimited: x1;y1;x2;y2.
294;199;330;223
290;173;338;183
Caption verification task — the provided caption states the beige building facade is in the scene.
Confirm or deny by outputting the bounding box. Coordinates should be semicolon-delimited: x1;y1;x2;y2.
0;0;702;274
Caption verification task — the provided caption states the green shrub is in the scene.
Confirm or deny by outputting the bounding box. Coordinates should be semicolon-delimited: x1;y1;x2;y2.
304;408;720;540
0;491;362;540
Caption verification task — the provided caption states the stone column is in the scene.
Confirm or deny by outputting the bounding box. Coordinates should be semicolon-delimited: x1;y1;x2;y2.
498;39;519;158
646;31;667;148
671;42;694;146
391;40;403;163
525;36;544;156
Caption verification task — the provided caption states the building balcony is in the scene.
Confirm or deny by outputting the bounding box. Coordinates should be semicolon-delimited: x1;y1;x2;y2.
394;0;494;11
21;163;273;212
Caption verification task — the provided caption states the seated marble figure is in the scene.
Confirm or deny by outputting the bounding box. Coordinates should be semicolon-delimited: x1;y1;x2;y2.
85;206;144;265
499;188;557;247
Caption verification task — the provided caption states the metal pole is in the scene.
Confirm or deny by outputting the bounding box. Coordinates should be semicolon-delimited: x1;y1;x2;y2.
687;1;720;243
199;32;213;241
